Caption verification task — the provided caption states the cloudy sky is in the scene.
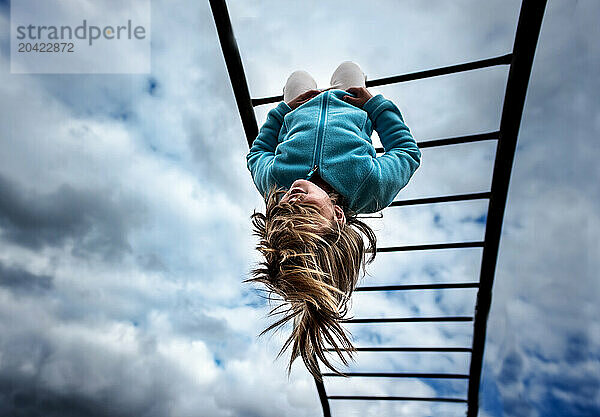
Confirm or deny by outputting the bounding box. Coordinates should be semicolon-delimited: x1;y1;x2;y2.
0;0;598;416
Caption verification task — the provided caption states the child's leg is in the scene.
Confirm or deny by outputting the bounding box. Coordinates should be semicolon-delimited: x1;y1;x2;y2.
330;61;367;91
283;70;318;104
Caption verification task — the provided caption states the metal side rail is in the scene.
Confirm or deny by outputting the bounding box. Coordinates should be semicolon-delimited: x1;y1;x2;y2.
466;2;547;415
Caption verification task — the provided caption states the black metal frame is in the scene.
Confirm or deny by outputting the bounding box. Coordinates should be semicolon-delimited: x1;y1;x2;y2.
209;0;547;415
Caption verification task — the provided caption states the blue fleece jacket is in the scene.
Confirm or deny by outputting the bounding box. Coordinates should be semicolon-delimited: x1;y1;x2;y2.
247;89;421;213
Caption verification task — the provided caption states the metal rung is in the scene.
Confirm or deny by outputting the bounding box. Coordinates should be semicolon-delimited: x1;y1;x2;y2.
355;282;479;292
322;372;469;379
390;192;491;207
366;54;512;87
376;131;499;153
328;395;468;403
325;347;472;353
251;55;512;106
344;316;473;324
375;241;484;253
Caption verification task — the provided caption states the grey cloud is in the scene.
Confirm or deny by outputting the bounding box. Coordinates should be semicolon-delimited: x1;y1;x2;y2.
0;356;173;417
497;350;523;385
169;298;255;362
173;308;230;341
564;332;591;364
136;252;169;272
495;347;600;417
0;261;53;294
501;397;536;417
0;173;144;261
0;376;120;417
28;75;146;121
0;315;203;417
184;108;250;196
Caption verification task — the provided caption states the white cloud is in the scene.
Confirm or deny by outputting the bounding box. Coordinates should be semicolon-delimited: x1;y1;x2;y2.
0;0;597;416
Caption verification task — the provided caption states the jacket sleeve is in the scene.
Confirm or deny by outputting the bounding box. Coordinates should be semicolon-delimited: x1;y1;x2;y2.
360;94;421;211
246;101;292;197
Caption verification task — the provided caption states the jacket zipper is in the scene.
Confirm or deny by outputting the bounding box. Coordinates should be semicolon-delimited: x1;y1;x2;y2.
306;91;329;180
306;164;318;179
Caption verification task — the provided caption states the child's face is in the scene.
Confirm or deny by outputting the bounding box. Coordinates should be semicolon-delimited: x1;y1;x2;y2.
280;179;345;226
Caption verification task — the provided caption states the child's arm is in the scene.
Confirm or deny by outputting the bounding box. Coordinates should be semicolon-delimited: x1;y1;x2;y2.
247;90;321;197
343;88;421;212
363;93;421;210
246;101;292;196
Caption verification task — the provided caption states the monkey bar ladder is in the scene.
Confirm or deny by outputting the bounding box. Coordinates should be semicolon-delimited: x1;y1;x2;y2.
209;1;547;415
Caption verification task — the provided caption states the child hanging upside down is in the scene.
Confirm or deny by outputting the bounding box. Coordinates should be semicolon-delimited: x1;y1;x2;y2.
246;61;421;380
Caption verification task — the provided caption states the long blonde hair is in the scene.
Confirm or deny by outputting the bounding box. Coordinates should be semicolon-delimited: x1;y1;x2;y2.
245;186;376;381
